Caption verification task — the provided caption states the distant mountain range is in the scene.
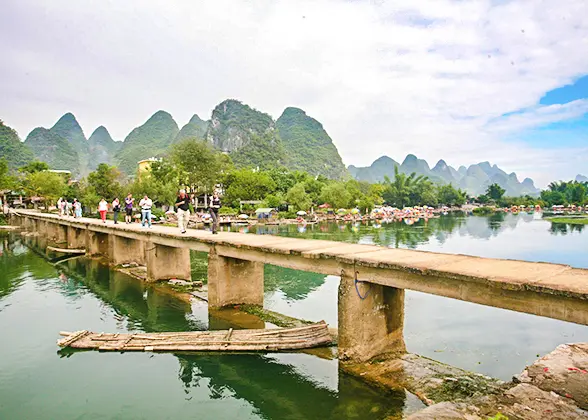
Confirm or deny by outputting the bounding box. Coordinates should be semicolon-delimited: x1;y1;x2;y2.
1;103;582;195
11;99;347;179
349;155;540;197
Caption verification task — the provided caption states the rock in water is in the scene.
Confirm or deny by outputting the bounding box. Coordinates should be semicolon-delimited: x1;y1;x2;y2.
517;343;588;410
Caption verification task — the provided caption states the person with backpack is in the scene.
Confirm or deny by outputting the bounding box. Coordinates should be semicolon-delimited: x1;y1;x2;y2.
209;192;221;234
112;198;121;224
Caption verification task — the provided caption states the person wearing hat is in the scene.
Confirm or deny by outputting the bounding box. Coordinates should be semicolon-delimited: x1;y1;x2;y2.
175;189;191;234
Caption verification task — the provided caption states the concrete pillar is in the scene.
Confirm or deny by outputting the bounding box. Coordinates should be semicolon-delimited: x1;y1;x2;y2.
145;242;191;282
207;246;264;308
108;235;146;266
23;217;33;231
88;231;109;257
67;226;87;249
338;269;406;363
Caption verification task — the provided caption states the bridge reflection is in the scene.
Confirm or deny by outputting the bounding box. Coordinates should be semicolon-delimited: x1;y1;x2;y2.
54;255;411;420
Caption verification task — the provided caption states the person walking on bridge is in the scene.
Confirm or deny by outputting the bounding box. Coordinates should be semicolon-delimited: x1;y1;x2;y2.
139;195;153;228
175;189;190;234
209;191;221;234
73;199;82;218
124;193;134;224
98;198;108;223
112;198;121;224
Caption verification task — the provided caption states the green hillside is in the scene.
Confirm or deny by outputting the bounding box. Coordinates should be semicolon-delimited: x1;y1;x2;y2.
206;99;276;152
50;113;89;173
114;110;179;175
176;114;208;142
24;127;79;173
88;126;121;170
0;120;34;169
276;107;346;179
206;99;285;169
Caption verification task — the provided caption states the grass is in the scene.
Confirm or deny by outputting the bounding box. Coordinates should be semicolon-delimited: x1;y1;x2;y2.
544;217;588;225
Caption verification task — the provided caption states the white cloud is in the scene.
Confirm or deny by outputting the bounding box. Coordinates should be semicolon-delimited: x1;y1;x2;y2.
1;0;588;185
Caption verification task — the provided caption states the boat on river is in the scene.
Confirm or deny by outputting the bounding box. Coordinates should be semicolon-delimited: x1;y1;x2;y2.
57;322;332;352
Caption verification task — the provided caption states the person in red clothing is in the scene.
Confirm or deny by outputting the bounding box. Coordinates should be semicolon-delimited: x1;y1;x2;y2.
98;198;108;223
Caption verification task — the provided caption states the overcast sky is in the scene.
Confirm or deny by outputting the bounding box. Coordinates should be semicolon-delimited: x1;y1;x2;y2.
1;0;588;186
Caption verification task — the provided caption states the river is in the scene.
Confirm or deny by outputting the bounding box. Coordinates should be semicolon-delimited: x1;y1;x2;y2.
1;213;587;419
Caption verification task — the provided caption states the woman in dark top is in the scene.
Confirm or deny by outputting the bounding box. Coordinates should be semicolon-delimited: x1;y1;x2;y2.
209;192;221;234
112;198;121;224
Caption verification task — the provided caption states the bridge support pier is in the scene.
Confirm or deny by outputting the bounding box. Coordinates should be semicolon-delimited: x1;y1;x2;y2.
67;226;87;249
146;242;191;282
207;246;264;308
338;269;406;363
48;223;68;244
88;231;109;257
108;236;146;266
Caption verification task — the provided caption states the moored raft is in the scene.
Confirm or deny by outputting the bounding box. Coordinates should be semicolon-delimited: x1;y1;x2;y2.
57;321;332;352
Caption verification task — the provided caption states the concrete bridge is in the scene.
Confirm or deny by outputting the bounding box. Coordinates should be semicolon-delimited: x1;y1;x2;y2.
11;210;588;363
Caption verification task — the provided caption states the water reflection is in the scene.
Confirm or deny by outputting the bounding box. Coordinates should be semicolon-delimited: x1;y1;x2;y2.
0;239;409;419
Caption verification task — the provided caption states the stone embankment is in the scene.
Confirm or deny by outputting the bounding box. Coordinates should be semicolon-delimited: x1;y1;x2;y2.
407;343;588;419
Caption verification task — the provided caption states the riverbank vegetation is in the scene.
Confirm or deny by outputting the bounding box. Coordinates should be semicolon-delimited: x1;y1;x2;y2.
2;137;587;214
544;217;588;225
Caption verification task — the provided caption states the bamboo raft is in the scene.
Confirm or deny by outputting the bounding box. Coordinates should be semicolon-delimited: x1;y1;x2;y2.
57;322;332;352
47;246;86;255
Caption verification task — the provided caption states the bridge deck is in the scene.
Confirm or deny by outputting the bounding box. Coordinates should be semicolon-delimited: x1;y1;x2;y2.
15;211;588;325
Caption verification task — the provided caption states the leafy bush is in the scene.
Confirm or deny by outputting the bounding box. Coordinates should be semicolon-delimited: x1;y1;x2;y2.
278;211;296;219
473;206;494;215
219;207;237;215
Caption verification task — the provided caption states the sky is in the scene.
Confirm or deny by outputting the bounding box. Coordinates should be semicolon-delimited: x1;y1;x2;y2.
1;0;587;186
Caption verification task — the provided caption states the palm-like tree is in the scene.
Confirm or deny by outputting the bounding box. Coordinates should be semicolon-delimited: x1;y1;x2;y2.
382;167;428;208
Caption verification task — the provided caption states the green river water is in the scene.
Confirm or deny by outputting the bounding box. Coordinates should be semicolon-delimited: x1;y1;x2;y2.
1;213;588;419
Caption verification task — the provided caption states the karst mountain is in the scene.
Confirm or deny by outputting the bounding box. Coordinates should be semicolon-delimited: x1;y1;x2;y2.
5;99;548;196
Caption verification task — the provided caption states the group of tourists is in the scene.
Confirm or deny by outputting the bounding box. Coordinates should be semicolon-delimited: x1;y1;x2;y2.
57;197;83;218
97;193;154;227
58;190;221;234
174;190;221;234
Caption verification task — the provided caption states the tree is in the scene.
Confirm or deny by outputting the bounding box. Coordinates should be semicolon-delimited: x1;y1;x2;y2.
129;173;177;207
319;182;351;209
23;171;66;209
263;193;285;209
19;160;49;174
267;168;297;194
485;183;505;201
170;138;226;193
566;182;586;205
382;167;429;208
0;159;15;191
86;163;123;199
437;184;467;206
285;183;312;211
223;169;276;207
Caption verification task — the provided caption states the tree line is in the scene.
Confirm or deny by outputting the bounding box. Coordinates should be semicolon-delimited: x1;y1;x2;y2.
1;137;586;214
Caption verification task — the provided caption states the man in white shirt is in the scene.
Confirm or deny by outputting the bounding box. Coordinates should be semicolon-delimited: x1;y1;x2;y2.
139;195;153;228
174;189;190;234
